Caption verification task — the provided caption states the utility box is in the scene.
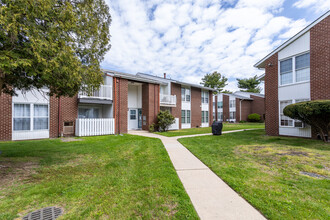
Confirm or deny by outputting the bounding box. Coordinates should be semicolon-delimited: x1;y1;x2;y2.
212;121;223;135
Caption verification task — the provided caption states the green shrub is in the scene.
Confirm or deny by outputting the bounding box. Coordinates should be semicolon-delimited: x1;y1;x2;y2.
248;113;261;122
284;100;330;142
156;110;175;132
149;123;155;132
239;120;247;123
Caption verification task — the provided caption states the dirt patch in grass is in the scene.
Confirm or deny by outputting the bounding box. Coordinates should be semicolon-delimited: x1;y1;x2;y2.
276;151;309;156
0;158;39;190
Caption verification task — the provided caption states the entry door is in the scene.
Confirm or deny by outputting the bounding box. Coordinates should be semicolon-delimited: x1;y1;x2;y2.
128;109;138;130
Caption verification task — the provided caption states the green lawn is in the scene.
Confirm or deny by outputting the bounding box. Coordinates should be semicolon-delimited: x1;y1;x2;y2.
179;130;330;219
156;123;265;137
0;135;198;219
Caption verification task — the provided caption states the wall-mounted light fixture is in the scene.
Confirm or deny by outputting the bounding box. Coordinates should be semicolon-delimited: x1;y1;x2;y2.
268;62;273;67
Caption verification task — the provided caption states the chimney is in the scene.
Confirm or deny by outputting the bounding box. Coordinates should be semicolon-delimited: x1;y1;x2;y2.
164;73;166;79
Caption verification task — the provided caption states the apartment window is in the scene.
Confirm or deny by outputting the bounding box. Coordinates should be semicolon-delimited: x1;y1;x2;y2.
295;53;310;82
213;112;215;120
181;88;190;102
229;111;236;120
13;104;31;131
13;104;49;131
201;91;209;104
280;52;310;85
280;100;293;127
181;110;190;124
217;101;223;108
202;111;209;123
130;110;137;120
33;105;48;130
229;100;236;108
280;58;293;85
78;107;100;118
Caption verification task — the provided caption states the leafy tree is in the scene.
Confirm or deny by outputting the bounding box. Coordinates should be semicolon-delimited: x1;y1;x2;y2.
0;0;111;97
201;71;228;94
156;110;175;132
236;75;261;93
222;90;232;94
283;100;330;142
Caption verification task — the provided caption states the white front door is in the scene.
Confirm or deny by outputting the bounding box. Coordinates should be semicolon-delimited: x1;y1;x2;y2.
128;109;138;130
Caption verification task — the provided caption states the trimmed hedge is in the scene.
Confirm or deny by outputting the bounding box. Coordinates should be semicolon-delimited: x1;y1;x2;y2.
248;113;261;122
283;100;330;142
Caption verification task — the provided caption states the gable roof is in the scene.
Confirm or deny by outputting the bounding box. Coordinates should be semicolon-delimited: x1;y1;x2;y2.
254;10;330;69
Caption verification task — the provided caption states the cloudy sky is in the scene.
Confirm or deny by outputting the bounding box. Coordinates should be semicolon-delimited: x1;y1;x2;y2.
102;0;329;92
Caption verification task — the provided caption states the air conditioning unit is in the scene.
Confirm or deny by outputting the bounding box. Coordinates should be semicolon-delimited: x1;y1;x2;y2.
63;121;74;136
294;121;305;128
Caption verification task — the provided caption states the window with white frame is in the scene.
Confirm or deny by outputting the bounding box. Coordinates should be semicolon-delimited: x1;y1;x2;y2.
181;110;190;124
229;100;235;108
280;58;293;85
181;87;190;102
280;52;310;85
295;53;310;82
13;104;31;131
280;100;293;126
229;111;236;119
202;111;209;123
201;91;209;104
34;105;48;130
217;101;223;108
13;104;49;131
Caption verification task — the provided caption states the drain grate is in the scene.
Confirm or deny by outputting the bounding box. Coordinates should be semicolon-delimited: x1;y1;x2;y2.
22;207;63;220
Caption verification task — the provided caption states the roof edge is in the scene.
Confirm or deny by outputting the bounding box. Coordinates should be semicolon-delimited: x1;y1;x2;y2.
254;10;330;69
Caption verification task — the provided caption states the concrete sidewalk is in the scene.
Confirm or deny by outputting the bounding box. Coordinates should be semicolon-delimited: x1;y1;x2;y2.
129;129;266;220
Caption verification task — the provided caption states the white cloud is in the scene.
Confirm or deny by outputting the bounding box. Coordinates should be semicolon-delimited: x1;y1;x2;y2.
293;0;330;13
103;0;319;92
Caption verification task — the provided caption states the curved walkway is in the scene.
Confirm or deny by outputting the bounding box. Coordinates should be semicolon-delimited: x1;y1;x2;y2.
129;129;266;220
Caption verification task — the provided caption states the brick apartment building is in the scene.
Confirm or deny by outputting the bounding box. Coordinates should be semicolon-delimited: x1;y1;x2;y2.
0;70;214;141
213;92;265;123
255;11;330;139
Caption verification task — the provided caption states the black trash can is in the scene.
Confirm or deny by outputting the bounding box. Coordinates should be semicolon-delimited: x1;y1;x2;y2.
212;121;223;135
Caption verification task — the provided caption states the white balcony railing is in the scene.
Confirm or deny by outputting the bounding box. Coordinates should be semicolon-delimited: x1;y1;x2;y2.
76;118;115;136
160;94;176;106
79;85;112;100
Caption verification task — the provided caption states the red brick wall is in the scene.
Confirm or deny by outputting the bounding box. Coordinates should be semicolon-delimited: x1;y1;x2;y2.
171;83;182;129
191;87;201;128
142;83;160;131
0;94;12;141
235;98;240;122
310;15;330;100
214;95;218;121
264;53;279;136
114;77;128;134
49;95;78;137
250;95;265;121
209;91;213;126
223;94;229;121
241;100;252;121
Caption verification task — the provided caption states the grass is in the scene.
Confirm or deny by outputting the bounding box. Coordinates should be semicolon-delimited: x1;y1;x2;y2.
179;130;330;219
155;122;265;137
0;135;198;219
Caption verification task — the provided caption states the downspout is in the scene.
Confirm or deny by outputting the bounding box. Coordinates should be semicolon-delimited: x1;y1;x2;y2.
58;97;61;137
240;99;243;122
113;77;116;134
118;77;121;134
